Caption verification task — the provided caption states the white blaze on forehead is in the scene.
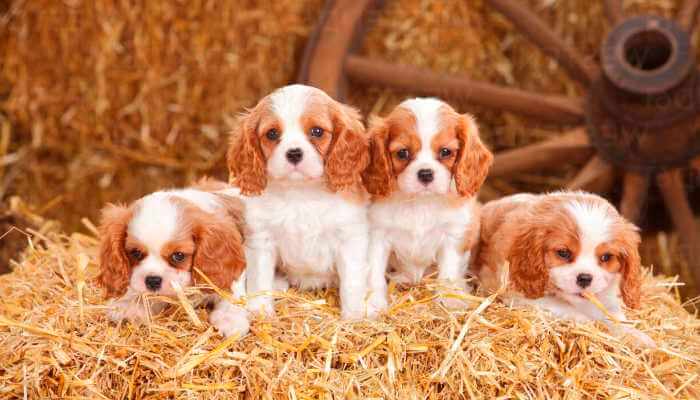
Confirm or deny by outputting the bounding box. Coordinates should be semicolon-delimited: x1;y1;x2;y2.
270;84;319;134
128;193;180;251
399;97;446;146
168;189;221;213
564;199;612;251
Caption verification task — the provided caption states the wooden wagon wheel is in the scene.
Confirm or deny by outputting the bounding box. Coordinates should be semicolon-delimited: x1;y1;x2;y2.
298;0;700;288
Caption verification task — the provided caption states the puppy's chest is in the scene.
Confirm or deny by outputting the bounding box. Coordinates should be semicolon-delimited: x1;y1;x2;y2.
250;189;363;270
372;200;472;265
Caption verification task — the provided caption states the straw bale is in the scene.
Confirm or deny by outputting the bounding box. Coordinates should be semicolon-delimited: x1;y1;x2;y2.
1;221;698;399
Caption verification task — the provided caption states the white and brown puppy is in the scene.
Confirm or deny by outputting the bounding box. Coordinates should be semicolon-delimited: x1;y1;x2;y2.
227;84;371;319
98;181;249;337
362;98;493;312
473;191;654;346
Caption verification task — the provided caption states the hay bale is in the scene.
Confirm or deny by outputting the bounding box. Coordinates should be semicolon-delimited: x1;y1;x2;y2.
1;224;698;398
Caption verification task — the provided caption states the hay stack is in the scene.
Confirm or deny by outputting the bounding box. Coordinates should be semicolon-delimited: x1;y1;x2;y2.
1;223;698;398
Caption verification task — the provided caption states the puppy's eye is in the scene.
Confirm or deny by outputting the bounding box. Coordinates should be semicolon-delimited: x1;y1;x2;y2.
170;252;186;263
309;127;324;138
396;149;410;160
556;248;572;261
439;148;452;159
266;129;280;141
128;249;144;261
600;253;613;263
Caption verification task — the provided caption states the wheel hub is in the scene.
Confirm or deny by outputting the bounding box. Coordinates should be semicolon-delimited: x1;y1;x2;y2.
586;15;700;172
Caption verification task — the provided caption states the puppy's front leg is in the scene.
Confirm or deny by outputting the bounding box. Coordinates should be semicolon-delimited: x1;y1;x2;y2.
209;271;250;338
245;233;278;317
436;240;471;308
366;228;390;317
106;288;163;324
337;225;370;320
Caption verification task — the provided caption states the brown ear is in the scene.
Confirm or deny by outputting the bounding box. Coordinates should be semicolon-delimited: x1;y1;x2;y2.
227;108;267;196
324;103;368;192
192;211;246;291
97;204;132;298
361;118;394;197
508;224;548;298
454;114;493;197
618;223;642;309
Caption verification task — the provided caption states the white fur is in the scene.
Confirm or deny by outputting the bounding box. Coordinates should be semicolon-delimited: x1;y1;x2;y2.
241;85;371;320
266;85;325;181
395;98;453;195
367;98;480;314
109;189;249;338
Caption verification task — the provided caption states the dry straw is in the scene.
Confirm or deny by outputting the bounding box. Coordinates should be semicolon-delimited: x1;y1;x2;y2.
1;218;699;399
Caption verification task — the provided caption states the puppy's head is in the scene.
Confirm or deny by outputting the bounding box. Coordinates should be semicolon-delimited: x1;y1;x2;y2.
98;193;245;298
508;192;642;308
227;84;368;195
362;98;492;198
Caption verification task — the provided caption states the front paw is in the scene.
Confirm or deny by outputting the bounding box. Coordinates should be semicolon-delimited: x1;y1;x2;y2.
617;325;656;348
365;291;388;319
106;299;150;323
247;296;275;317
209;306;250;338
436;283;473;309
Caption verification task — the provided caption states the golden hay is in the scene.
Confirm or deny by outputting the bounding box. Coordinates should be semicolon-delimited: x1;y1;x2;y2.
1;221;699;399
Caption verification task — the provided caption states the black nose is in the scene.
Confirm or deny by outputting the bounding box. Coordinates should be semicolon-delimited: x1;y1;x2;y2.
286;148;303;165
576;273;593;289
417;169;434;184
144;275;162;291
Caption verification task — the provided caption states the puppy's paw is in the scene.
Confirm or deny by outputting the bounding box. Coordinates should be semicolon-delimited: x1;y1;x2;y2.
273;275;290;292
618;326;656;348
340;307;366;321
436;282;473;309
209;305;250;338
365;291;388;319
106;299;150;323
247;296;276;317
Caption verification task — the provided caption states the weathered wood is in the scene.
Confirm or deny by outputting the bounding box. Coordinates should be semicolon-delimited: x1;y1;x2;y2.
490;128;593;178
345;55;584;124
604;0;624;25
566;155;615;193
619;172;650;224
657;169;700;288
486;0;598;86
678;0;700;32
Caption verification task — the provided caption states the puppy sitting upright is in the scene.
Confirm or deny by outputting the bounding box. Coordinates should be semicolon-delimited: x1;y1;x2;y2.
473;191;654;346
98;182;249;337
227;84;371;319
362;98;493;312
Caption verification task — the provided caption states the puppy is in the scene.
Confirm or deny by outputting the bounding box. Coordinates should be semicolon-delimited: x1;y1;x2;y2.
98;182;249;337
473;191;654;346
362;98;493;312
227;84;371;319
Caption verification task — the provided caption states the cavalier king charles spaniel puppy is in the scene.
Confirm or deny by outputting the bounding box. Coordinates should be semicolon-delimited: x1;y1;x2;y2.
98;180;249;337
473;191;654;346
226;84;371;319
362;98;493;312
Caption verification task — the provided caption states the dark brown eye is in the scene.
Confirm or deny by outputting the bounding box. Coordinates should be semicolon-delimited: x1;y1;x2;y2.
128;249;144;261
266;128;280;141
309;127;324;138
439;148;452;159
170;252;186;263
556;248;572;261
600;253;613;263
397;149;410;160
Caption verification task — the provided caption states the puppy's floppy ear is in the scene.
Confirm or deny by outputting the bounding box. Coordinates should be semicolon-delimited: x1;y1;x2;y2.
362;117;395;197
227;106;267;196
454;114;493;197
192;210;246;291
508;222;548;298
98;204;132;298
325;102;369;192
617;222;642;309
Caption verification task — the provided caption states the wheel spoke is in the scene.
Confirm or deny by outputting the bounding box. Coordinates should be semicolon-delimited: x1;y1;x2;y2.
603;0;624;25
566;155;615;193
656;169;700;287
619;172;650;224
485;0;598;86
298;0;380;98
490;127;593;178
345;56;585;124
677;0;700;32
